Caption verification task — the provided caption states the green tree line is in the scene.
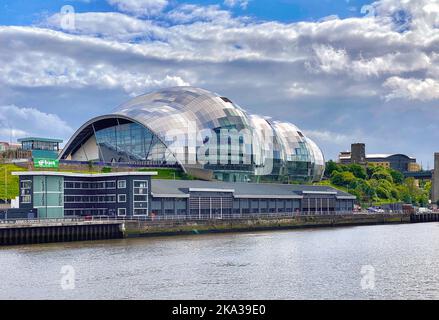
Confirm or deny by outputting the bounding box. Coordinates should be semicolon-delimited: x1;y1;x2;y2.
322;160;430;207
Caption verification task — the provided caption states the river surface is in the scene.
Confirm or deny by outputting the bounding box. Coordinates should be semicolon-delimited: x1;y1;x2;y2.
1;223;439;299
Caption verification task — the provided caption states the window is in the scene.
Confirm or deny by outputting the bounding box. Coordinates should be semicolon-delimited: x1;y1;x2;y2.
105;181;116;189
133;180;148;216
133;209;148;215
118;194;126;203
105;195;116;203
20;180;32;203
64;182;74;189
118;180;126;189
134;195;148;201
118;208;126;217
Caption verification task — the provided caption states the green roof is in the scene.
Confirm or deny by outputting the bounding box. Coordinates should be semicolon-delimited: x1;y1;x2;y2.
17;137;63;143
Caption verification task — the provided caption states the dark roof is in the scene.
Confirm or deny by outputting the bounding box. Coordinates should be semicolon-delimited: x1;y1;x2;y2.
151;180;355;199
17;137;63;143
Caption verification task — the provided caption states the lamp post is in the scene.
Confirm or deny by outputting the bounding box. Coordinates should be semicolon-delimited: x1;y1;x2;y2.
4;166;7;205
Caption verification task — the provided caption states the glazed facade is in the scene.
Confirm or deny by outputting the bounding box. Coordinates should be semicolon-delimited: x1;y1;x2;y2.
60;87;325;183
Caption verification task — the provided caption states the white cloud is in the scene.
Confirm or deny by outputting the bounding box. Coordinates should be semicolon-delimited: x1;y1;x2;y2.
224;0;250;10
9;0;438;103
305;129;351;145
308;45;349;74
1;0;439;162
383;77;439;101
0;128;27;139
167;4;235;24
0;27;191;95
285;82;314;97
107;0;168;17
0;105;74;141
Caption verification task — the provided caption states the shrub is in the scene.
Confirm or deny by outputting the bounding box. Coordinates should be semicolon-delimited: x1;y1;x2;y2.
330;171;356;187
324;160;340;178
389;169;404;184
376;186;391;199
348;164;367;179
371;170;393;183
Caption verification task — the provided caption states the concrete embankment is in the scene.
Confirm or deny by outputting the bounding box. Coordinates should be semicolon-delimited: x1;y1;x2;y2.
123;213;411;238
1;213;427;246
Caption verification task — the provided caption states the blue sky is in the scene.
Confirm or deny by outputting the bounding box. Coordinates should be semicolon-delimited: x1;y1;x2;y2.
1;0;374;25
0;0;438;167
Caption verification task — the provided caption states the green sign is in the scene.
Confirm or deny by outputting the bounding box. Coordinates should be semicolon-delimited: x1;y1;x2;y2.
34;158;59;168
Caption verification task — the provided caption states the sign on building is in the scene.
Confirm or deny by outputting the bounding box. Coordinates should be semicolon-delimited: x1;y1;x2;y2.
34;158;59;168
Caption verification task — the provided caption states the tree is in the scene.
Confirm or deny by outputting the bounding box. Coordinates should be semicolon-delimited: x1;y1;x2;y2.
389;169;404;184
324;160;430;207
366;165;381;179
330;171;356;187
371;170;393;183
324;160;340;178
347;164;367;179
376;186;391;199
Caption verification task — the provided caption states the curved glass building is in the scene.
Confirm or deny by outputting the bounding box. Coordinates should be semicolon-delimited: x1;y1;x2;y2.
60;86;325;182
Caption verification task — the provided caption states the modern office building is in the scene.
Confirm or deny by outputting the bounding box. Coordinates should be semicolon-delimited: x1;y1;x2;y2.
18;137;63;159
13;171;157;218
12;171;355;219
59;86;325;183
339;143;419;173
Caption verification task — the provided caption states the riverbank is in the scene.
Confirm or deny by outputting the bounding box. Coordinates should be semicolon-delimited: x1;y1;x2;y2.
2;222;438;299
123;213;410;238
0;213;419;246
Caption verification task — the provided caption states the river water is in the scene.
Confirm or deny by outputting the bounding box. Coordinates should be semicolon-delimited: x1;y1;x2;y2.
1;222;439;300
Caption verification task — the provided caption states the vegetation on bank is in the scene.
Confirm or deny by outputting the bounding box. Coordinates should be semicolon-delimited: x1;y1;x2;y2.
318;160;430;207
0;164;192;200
0;164;26;200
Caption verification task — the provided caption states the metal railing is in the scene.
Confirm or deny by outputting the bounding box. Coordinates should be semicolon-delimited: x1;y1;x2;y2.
59;159;180;169
68;210;405;222
0;217;120;225
0;210;406;224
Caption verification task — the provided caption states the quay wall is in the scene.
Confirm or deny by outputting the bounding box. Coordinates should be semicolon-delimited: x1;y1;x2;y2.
4;213;439;246
0;221;123;245
123;213;411;238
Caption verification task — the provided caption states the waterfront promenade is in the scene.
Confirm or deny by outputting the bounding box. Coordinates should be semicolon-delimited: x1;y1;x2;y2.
0;212;421;246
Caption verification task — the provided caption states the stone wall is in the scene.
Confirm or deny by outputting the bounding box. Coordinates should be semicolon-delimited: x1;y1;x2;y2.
123;213;410;238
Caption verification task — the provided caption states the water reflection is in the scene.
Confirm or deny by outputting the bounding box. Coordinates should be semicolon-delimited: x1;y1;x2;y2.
1;223;439;299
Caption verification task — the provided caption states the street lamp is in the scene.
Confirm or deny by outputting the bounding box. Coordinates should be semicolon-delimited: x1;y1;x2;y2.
4;166;7;205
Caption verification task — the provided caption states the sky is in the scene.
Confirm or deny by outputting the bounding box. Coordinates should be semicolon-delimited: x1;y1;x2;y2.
0;0;438;167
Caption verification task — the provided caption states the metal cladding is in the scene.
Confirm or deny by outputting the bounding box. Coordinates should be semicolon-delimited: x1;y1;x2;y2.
60;86;325;182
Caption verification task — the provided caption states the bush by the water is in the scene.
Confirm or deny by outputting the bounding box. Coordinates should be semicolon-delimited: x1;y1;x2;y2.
322;160;430;206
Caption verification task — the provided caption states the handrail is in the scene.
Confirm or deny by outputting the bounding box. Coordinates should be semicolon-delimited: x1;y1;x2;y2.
0;210;408;224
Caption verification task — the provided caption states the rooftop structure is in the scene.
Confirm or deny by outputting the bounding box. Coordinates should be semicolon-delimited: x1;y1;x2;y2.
18;137;63;160
59;87;325;183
